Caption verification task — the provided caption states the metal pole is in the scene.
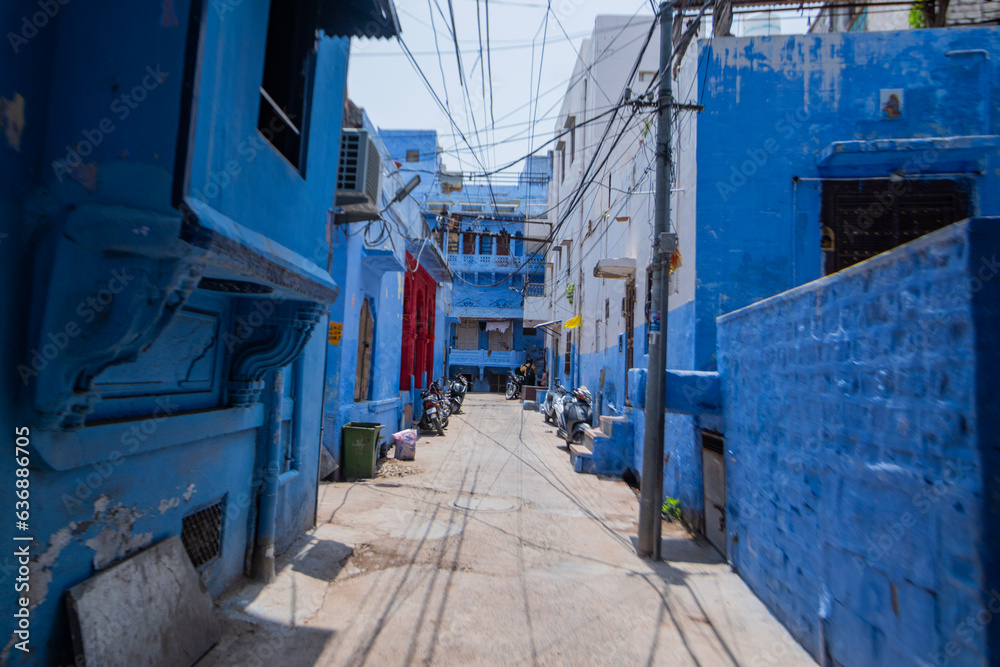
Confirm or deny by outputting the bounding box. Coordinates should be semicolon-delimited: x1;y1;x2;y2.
637;1;675;560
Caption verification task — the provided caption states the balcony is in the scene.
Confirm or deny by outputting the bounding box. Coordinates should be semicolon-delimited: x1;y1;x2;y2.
448;348;526;369
448;253;542;272
524;282;544;297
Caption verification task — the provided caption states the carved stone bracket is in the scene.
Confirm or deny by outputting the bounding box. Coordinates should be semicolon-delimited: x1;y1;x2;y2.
227;302;324;407
23;206;206;431
23;201;337;430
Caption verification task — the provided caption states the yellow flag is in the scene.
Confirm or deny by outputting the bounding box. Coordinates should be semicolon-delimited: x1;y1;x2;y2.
564;315;582;329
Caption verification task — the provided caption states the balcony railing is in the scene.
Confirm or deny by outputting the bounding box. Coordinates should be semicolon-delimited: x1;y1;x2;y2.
524;283;544;297
448;348;526;368
447;253;545;271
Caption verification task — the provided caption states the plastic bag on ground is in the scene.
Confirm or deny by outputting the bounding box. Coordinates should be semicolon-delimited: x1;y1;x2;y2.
392;429;418;460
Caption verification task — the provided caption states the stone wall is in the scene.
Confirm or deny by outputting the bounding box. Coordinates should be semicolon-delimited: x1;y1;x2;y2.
718;218;1000;666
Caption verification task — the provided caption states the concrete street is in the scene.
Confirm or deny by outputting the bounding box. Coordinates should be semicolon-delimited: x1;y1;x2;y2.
198;394;814;666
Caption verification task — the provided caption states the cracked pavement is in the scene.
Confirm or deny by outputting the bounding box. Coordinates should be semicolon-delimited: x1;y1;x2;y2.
197;394;814;666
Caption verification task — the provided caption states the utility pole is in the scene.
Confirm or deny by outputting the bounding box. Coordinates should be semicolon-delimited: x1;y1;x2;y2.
637;0;676;560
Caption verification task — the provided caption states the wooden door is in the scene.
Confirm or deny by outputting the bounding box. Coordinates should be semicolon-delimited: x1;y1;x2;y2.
623;278;636;405
455;321;478;350
702;430;726;557
355;299;373;401
488;325;512;351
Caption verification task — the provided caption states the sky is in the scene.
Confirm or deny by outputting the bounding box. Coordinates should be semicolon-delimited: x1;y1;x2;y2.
346;1;816;179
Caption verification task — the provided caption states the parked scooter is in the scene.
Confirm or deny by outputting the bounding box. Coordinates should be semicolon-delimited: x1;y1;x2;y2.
556;385;593;444
505;369;524;400
448;374;470;414
430;380;451;428
542;379;570;424
417;381;449;436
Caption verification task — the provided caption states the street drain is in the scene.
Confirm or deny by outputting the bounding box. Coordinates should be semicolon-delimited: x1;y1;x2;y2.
450;496;519;513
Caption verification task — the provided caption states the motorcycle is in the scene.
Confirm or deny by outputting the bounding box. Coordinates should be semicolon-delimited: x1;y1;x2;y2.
542;379;570;424
505;369;524;400
417;381;449;436
556;385;593;445
430;380;451;429
448;374;470;414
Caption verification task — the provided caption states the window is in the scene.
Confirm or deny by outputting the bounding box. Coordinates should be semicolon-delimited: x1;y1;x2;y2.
406;149;420;162
354;299;374;402
638;70;657;84
564;331;572;375
258;0;317;171
479;232;492;255
821;179;970;275
497;231;510;255
447;230;460;254
556;140;566;182
462;228;476;255
564;116;576;164
523;327;537;337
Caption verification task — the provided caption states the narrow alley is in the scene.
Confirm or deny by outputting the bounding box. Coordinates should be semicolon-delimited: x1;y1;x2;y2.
198;395;812;666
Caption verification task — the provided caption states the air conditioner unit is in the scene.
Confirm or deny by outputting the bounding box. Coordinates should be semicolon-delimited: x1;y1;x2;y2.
336;129;381;211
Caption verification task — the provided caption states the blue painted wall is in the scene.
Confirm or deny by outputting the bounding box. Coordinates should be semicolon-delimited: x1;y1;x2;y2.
694;28;1000;372
188;4;350;263
321;116;420;468
631;25;1000;534
323;233;407;468
717;219;1000;666
0;2;360;663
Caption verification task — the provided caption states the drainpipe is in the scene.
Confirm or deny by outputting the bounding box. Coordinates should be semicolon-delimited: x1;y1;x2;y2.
251;368;284;583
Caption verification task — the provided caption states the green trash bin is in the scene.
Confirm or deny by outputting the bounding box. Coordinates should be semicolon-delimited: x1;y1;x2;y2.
342;422;384;479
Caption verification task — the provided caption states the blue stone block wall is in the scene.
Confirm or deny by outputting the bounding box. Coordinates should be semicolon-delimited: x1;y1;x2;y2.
717;219;999;666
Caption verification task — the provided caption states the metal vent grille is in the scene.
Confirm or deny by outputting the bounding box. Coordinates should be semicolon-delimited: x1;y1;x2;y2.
181;501;223;568
701;430;724;455
338;131;361;191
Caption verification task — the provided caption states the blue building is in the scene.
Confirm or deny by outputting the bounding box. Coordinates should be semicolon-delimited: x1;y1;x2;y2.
546;18;1000;665
380;129;551;391
1;1;397;663
663;25;1000;532
322;113;453;461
